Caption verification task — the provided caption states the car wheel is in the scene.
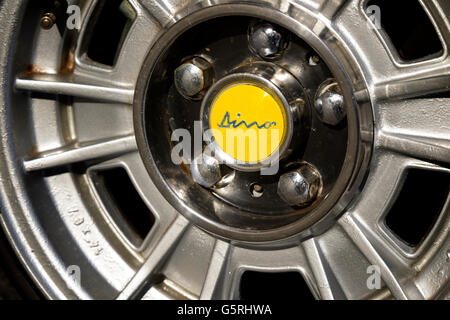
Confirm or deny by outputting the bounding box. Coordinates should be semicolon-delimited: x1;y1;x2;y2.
0;0;448;299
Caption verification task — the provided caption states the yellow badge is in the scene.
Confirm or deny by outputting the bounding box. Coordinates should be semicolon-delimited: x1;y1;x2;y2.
209;83;287;163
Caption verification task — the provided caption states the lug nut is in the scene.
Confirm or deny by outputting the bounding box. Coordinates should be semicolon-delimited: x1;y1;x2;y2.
174;57;213;98
277;164;322;206
314;79;346;126
249;22;285;58
40;12;57;30
190;153;222;188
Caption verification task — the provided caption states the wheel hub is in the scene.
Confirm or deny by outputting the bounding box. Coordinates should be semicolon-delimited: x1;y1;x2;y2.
134;6;373;242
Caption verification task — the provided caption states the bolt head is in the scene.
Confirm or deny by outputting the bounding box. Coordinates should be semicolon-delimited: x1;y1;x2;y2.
314;80;346;126
249;22;284;58
174;57;213;98
309;55;321;66
190;153;222;188
278;164;321;206
40;13;56;30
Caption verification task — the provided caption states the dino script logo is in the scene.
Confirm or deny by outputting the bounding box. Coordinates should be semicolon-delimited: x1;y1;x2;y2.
217;112;277;129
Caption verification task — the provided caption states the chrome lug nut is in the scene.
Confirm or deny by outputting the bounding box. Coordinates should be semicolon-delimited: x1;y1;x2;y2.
190;153;222;188
249;22;285;58
278;164;322;206
314;79;346;126
174;57;213;98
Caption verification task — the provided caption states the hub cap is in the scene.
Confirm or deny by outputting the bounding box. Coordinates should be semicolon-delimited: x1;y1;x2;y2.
201;63;306;171
208;82;286;164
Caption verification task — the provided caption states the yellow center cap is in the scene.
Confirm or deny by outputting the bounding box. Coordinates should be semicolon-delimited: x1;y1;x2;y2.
209;83;287;163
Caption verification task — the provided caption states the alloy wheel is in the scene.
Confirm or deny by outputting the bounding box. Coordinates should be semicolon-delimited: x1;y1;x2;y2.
0;0;448;299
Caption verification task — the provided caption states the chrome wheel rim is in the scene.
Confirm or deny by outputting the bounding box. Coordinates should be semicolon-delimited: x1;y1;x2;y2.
0;0;448;300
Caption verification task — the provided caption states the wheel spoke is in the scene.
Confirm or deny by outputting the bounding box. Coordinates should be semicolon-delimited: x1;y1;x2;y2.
200;240;231;300
422;0;450;43
374;61;450;100
117;214;190;300
134;0;178;28
333;0;399;79
339;213;424;300
15;73;134;104
23;135;137;172
302;238;346;300
379;131;450;165
106;0;165;84
376;92;450;166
